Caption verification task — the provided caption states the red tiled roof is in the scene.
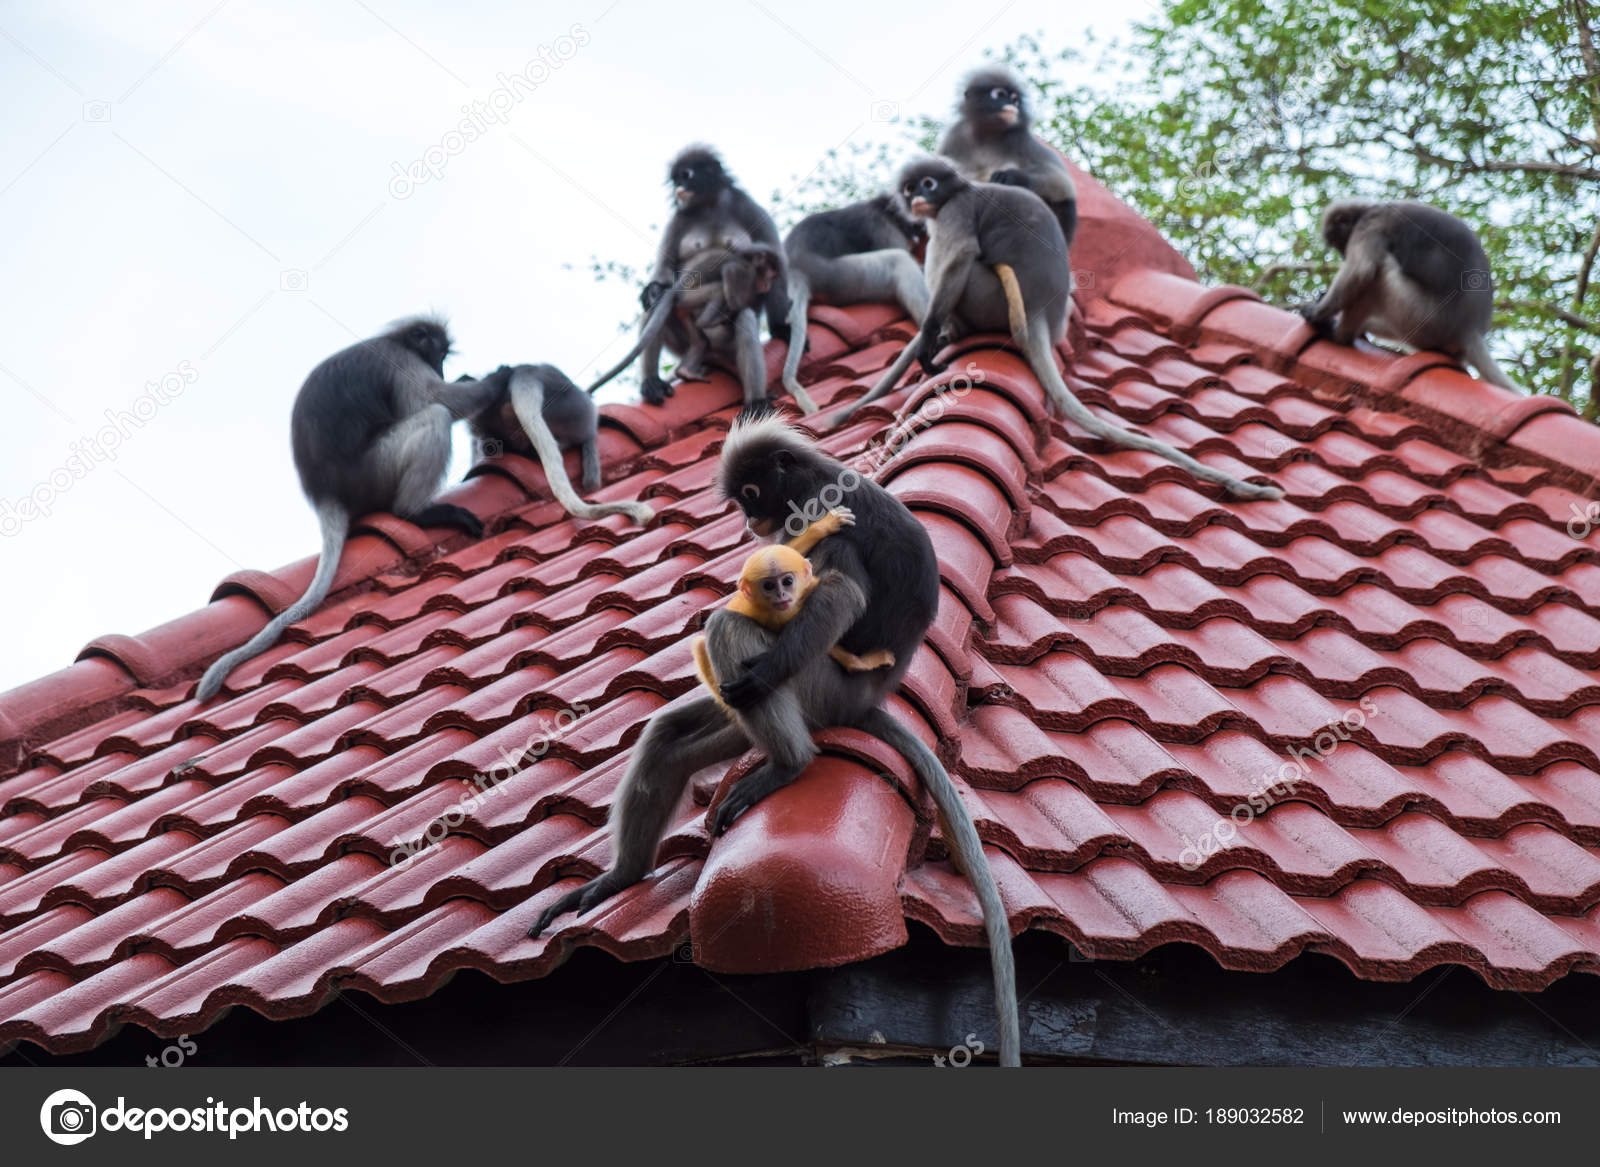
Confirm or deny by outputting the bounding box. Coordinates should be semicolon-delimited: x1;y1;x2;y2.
5;167;1600;1055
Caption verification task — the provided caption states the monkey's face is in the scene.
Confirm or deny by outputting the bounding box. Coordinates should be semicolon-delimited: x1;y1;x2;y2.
750;252;780;295
743;559;808;613
670;151;726;209
964;78;1023;132
400;320;452;374
1320;202;1370;254
724;447;799;539
899;163;960;220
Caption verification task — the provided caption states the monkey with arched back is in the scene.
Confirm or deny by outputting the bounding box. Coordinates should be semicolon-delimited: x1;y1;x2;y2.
940;64;1078;249
587;147;790;412
527;415;1022;1066
779;194;931;411
831;159;1282;502
195;318;509;702
1298;199;1524;391
464;365;654;526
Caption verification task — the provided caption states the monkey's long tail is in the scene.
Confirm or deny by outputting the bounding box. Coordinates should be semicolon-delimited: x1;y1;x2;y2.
1461;336;1528;394
194;501;348;701
1019;317;1283;501
855;706;1020;1067
827;332;924;428
509;368;654;526
993;263;1029;340
585;272;697;396
779;272;820;414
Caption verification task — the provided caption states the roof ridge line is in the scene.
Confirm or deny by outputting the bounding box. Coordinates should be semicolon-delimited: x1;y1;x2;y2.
1104;266;1600;495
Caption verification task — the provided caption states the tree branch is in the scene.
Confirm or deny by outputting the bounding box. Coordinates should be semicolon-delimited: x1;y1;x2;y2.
1500;297;1600;334
1252;261;1335;293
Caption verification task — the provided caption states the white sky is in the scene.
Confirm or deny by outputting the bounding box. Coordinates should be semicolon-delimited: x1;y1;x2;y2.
0;0;1132;694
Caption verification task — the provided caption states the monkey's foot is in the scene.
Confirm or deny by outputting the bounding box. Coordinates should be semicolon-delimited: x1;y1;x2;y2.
787;384;820;414
711;765;797;835
527;870;631;937
409;503;484;538
640;377;675;406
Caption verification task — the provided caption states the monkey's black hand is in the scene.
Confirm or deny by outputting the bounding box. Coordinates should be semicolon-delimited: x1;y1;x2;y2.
915;327;948;378
528;871;629;937
1296;304;1335;338
641;281;671;311
719;654;777;710
988;168;1034;190
640;377;676;405
770;320;792;345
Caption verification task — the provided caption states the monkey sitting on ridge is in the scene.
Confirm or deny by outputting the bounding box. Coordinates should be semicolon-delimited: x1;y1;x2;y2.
196;317;510;702
693;506;894;715
1299;199;1523;391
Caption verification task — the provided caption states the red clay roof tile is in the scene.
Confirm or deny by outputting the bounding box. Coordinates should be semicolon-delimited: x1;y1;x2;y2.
7;176;1600;1055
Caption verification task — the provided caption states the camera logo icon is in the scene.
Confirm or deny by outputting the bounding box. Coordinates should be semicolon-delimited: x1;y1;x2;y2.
1461;268;1491;291
40;1088;97;1145
869;99;899;122
82;101;112;123
279;269;309;292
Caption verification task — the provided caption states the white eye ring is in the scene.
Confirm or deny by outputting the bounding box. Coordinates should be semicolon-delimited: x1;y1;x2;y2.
741;483;760;501
920;177;936;192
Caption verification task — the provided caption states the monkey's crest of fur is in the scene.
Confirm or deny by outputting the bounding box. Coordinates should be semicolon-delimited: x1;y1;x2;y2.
896;156;965;199
717;414;827;496
668;144;728;181
961;63;1025;98
384;315;454;370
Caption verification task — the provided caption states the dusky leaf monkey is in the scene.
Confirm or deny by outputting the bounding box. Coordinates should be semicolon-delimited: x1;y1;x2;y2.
587;147;790;413
940;64;1078;249
195;317;508;702
692;506;894;714
466;364;654;526
529;415;1021;1066
780;194;931;410
833;159;1283;502
1299;199;1523;391
676;242;787;390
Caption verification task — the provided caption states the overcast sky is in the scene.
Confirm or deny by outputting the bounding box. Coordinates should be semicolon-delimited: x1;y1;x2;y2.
0;0;1134;694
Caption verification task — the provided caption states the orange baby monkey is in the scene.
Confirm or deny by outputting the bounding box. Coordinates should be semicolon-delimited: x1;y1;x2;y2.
693;507;894;713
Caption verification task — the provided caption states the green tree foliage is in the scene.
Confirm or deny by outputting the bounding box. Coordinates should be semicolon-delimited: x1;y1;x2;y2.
1002;2;1600;413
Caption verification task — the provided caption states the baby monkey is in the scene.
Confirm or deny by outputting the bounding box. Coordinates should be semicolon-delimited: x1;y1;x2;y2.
677;242;785;383
693;507;894;713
